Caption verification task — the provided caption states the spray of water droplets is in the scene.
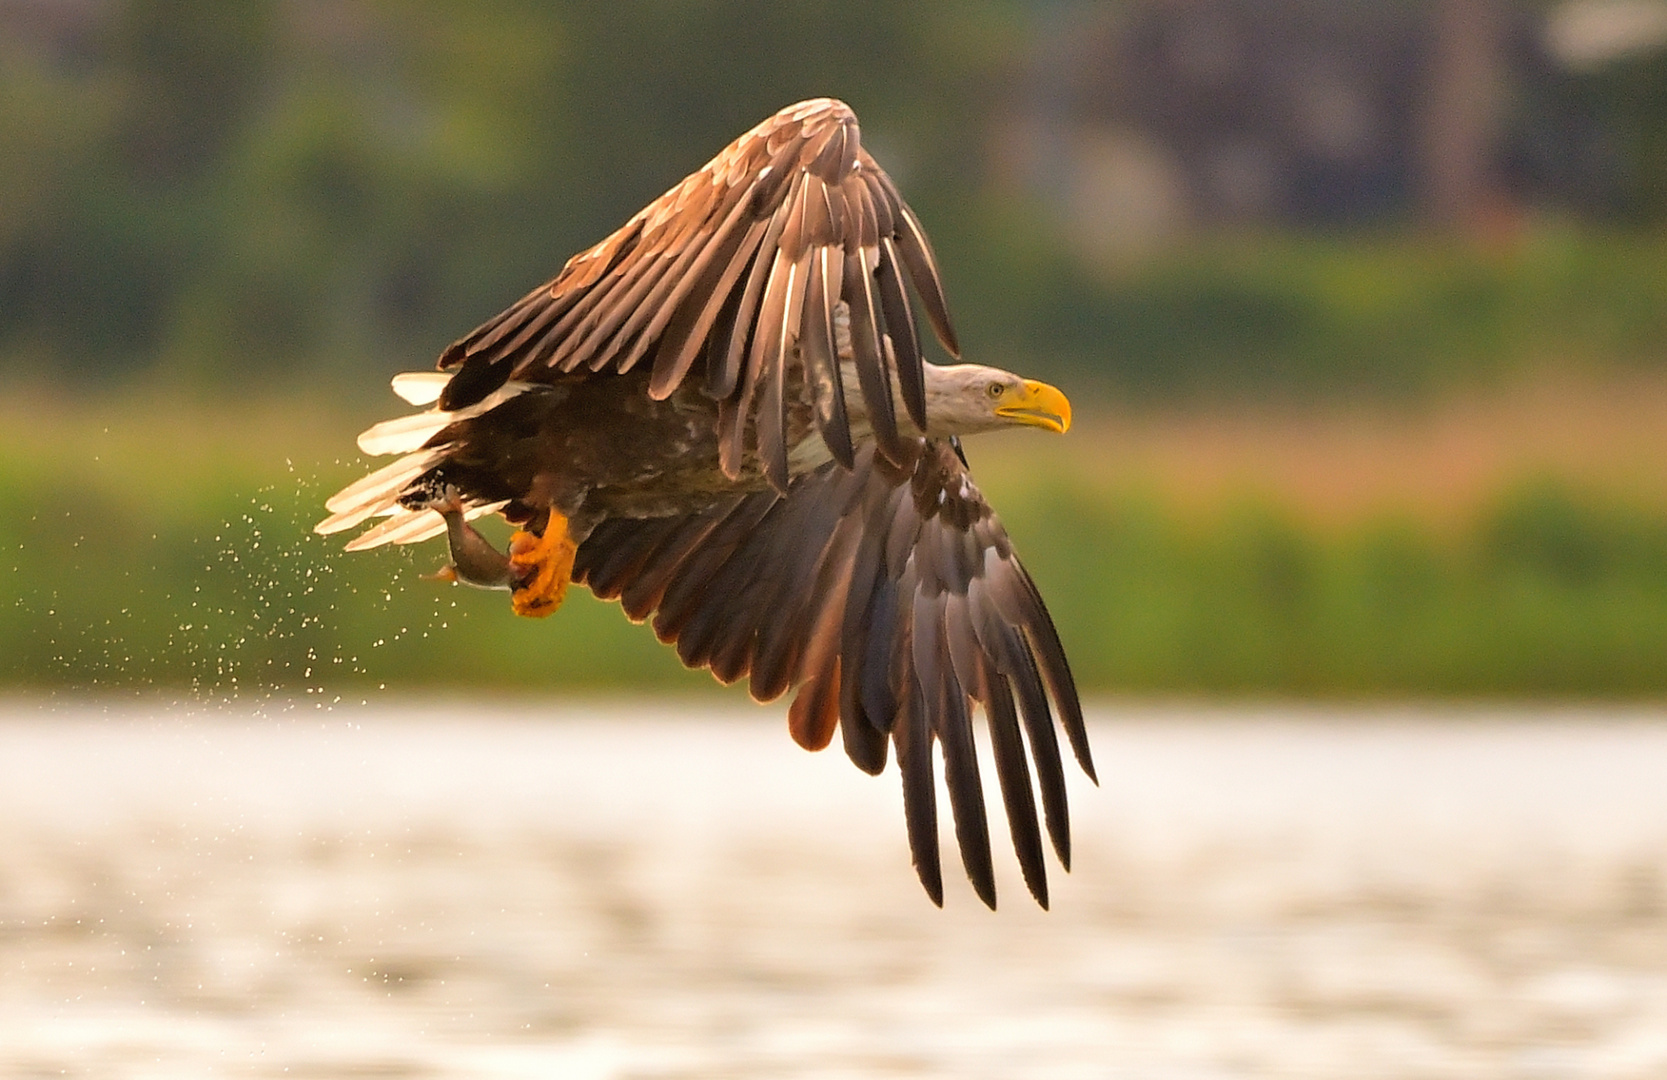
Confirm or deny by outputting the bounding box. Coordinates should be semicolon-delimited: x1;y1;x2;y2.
7;454;492;713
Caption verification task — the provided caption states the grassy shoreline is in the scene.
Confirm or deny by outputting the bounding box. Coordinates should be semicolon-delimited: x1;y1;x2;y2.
6;381;1667;698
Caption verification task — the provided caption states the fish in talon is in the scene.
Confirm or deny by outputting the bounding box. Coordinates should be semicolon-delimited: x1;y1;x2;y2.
423;487;520;590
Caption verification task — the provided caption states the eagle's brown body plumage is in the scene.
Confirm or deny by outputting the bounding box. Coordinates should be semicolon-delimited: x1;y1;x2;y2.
319;99;1094;909
421;368;793;533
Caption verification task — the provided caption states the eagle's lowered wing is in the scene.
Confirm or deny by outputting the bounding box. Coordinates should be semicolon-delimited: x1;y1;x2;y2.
573;438;1094;909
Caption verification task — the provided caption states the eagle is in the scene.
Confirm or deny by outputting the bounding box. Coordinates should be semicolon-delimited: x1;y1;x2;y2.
317;99;1095;909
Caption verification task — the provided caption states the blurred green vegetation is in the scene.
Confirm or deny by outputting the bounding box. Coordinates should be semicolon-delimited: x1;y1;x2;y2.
1005;478;1667;695
958;226;1667;400
5;2;1667;697
0;402;714;698
0;0;1021;388
6;398;1667;699
7;0;1667;400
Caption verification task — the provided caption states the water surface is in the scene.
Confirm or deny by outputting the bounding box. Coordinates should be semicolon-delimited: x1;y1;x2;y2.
2;702;1666;1078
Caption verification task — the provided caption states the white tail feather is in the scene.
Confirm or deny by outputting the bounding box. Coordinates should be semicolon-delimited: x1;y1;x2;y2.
355;378;537;457
313;492;424;537
320;372;537;547
322;448;442;517
341;499;510;552
391;371;450;405
344;508;445;550
357;411;458;456
314;499;391;538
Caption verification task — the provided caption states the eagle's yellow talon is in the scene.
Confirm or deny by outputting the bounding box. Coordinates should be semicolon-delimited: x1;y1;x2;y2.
508;513;576;618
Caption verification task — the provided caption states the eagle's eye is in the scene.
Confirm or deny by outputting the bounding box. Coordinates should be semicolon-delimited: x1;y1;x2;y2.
987;382;1005;399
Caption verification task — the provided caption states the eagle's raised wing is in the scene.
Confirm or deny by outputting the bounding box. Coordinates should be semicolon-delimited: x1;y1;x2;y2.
573;438;1095;909
435;98;958;493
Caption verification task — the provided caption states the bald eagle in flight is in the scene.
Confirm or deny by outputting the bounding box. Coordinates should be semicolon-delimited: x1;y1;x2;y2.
318;99;1094;909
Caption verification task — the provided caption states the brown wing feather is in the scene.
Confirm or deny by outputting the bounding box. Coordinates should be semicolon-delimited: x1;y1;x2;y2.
433;99;959;470
570;439;1093;910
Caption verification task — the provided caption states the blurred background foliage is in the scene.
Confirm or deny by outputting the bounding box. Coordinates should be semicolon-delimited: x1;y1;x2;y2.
5;0;1667;696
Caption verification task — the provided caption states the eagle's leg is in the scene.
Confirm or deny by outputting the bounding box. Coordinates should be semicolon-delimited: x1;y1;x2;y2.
507;510;576;618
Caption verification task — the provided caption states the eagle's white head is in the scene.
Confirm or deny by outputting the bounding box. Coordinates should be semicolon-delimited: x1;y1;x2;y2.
916;362;1072;438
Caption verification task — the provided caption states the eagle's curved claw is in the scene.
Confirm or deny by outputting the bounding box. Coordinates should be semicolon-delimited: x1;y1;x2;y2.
508;512;576;618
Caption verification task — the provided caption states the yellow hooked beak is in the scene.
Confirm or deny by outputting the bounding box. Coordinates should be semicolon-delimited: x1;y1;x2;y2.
995;379;1072;434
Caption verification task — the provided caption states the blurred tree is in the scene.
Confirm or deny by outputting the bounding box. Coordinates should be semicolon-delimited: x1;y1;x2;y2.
1564;50;1667;219
0;0;279;370
110;0;277;183
3;0;1667;397
1420;0;1511;227
0;0;1021;385
0;39;114;352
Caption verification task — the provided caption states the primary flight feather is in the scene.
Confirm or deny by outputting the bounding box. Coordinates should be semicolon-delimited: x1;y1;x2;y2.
317;98;1094;908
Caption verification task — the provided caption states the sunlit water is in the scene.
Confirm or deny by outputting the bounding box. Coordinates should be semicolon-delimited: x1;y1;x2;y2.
2;702;1667;1079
